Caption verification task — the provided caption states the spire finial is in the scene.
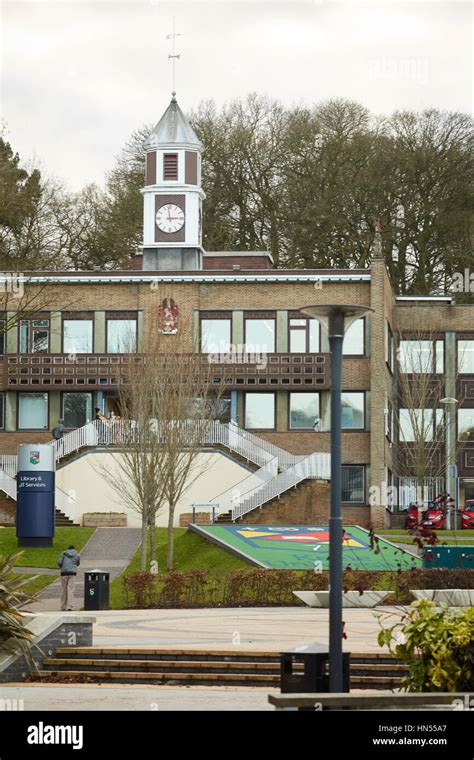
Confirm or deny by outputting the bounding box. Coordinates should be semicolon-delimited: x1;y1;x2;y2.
166;17;181;95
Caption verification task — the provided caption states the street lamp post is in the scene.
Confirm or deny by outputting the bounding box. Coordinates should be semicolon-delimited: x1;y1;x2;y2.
300;303;373;692
441;397;458;530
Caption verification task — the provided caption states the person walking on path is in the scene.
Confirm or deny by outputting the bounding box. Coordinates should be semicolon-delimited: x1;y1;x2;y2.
58;545;80;611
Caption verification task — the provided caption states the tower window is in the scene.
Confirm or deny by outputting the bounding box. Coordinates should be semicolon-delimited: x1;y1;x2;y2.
163;153;178;181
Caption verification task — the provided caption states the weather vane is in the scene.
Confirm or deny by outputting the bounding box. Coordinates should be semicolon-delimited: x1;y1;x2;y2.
166;17;181;98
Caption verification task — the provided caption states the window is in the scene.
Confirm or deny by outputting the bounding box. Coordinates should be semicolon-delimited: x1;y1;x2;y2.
63;393;93;428
19;319;50;353
245;318;275;354
385;400;394;441
0;392;4;429
341;392;365;429
343;319;364;355
398;340;444;373
385;321;395;371
63;320;93;354
458;340;474;374
289;318;320;353
201;318;232;353
163;153;178;181
245;393;275;429
399;408;442;442
290;393;320;430
458;409;474;442
342;465;365;503
18;393;48;430
107;319;137;353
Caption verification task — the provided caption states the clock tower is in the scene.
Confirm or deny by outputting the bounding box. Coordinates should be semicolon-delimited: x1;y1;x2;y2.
140;93;205;270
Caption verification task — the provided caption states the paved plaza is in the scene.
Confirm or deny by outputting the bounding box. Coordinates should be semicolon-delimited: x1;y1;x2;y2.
0;606;401;710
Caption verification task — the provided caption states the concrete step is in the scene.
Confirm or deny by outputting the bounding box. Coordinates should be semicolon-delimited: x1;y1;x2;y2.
40;647;406;689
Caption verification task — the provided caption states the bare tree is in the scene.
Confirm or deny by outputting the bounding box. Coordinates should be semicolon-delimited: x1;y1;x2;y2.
94;325;222;571
394;324;464;520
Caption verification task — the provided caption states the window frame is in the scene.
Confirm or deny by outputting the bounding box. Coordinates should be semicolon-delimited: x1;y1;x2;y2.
17;392;49;431
288;315;321;354
62;318;94;355
289;391;321;430
244;392;276;431
200;314;232;354
341;391;366;430
342;318;365;357
244;314;276;355
341;464;366;504
106;317;138;354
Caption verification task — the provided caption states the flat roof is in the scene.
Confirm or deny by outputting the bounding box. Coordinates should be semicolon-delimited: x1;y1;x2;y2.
0;270;372;284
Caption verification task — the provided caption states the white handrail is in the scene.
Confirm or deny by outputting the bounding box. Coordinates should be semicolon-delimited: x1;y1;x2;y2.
230;452;331;521
0;419;331;523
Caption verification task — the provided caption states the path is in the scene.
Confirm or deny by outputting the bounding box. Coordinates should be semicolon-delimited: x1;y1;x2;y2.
27;528;142;613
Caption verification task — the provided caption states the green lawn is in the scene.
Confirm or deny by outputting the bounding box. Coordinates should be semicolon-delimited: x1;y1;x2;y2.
13;574;57;596
0;527;95;568
110;528;248;608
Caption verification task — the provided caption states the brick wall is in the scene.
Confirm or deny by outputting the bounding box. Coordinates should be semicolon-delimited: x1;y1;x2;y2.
0;432;51;455
236;479;371;528
258;431;370;460
0;493;15;525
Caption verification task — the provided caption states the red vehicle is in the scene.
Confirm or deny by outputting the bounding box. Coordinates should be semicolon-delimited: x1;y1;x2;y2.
405;501;446;530
461;500;474;529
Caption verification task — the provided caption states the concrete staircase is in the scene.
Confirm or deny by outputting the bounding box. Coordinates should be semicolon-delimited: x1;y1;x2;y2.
35;648;408;689
55;508;78;527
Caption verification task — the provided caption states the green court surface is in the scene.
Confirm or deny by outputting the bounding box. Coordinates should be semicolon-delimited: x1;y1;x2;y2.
191;524;421;570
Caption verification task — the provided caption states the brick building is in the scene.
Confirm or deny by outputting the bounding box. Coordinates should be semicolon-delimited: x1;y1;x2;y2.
0;95;473;529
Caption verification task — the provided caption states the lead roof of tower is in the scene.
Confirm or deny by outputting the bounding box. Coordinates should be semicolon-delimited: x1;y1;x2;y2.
144;95;203;151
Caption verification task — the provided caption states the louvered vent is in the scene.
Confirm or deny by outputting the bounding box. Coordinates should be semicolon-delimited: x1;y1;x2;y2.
163;153;178;180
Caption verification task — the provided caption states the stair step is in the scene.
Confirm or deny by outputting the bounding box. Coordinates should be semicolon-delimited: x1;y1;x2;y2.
43;658;281;673
35;670;279;685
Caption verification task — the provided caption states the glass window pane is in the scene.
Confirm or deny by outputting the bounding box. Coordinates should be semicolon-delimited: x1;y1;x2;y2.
63;393;93;428
343;319;364;355
0;320;5;356
342;465;364;503
289;319;306;326
458;409;474;442
245;393;275;429
399;340;433;373
19;322;29;353
63;320;93;354
309;320;320;352
201;319;231;353
341;392;365;429
458;341;474;374
399;408;439;442
18;393;48;430
32;330;48;353
245;319;275;354
107;320;137;353
290;393;320;429
435;340;444;373
289;329;306;353
0;392;3;428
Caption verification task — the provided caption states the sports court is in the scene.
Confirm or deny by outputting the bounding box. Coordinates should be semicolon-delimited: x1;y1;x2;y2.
192;524;420;570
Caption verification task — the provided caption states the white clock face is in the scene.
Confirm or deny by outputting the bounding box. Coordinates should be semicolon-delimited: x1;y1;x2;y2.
155;203;185;233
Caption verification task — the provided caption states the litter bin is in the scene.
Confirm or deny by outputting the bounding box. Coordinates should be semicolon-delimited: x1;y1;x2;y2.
84;570;110;610
281;643;350;693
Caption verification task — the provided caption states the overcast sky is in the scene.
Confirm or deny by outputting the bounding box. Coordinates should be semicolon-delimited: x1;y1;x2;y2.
1;1;472;190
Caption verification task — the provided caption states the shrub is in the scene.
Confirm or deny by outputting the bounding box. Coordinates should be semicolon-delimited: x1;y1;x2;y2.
378;599;474;691
123;572;157;608
0;553;37;668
